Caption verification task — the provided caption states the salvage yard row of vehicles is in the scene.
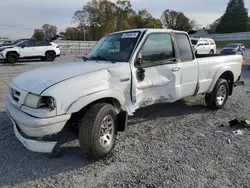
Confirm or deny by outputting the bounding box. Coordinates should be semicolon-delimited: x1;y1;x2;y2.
5;28;244;160
190;37;246;57
0;39;61;63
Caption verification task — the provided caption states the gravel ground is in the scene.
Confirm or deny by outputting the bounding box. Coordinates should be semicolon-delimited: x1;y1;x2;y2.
1;54;250;188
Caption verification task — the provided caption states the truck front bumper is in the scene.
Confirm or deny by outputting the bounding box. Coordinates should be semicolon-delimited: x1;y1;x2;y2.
5;100;71;153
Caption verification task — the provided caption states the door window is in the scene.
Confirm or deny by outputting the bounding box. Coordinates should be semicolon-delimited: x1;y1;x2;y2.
22;40;35;47
35;40;51;46
204;39;209;45
141;33;174;67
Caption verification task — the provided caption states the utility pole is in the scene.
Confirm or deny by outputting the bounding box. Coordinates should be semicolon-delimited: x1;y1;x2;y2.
83;25;86;41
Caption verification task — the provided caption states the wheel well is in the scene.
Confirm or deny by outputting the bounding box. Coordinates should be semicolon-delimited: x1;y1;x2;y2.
45;50;56;56
67;98;127;132
6;51;19;57
219;71;234;95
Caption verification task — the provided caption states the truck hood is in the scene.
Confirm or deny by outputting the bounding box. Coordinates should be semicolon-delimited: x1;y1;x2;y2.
11;60;118;94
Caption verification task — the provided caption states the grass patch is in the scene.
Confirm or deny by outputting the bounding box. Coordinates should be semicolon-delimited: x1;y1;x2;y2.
215;40;250;48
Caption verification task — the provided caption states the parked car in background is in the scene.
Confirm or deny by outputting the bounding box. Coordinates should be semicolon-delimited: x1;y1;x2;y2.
0;40;13;45
0;38;29;47
191;37;216;55
0;39;60;63
220;43;245;56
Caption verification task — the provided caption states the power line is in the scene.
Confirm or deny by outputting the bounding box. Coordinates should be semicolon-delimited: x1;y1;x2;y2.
0;23;70;32
0;24;34;30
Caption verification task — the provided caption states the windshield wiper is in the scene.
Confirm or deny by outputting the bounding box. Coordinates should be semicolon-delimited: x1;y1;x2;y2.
97;55;116;64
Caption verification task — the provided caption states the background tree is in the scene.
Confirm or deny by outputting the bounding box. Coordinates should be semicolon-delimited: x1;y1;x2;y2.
32;29;45;40
132;9;162;28
72;0;162;41
247;18;250;31
207;18;221;33
116;0;135;30
42;24;58;39
60;26;87;40
216;0;248;33
161;9;196;31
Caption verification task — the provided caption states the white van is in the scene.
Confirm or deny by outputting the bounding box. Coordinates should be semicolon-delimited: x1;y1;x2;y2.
191;38;216;55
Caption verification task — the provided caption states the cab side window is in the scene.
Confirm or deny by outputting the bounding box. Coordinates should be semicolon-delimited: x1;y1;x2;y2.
141;33;174;66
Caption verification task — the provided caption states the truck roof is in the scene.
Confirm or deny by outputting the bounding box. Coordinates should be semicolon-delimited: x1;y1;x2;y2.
108;28;188;36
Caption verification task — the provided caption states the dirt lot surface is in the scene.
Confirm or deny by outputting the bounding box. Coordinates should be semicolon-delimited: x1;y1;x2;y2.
1;55;250;188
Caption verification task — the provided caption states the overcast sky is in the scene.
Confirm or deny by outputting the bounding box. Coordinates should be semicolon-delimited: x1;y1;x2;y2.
0;0;249;39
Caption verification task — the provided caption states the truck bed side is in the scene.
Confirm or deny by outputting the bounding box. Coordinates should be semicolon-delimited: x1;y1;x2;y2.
196;54;243;94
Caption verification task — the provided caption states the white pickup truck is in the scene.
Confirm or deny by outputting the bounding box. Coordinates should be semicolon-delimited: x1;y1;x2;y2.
5;29;243;160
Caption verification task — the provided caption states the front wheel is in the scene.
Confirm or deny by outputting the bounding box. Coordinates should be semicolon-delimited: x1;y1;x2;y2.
205;78;229;109
78;103;118;160
6;53;18;63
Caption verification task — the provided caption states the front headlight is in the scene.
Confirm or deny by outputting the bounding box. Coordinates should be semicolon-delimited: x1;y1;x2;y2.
24;93;56;110
24;93;40;108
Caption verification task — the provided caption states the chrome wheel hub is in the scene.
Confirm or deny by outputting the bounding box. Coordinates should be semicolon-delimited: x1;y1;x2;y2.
216;85;227;105
99;115;114;148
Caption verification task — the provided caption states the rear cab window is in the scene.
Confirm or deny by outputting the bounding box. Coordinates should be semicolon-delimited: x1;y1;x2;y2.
175;33;194;62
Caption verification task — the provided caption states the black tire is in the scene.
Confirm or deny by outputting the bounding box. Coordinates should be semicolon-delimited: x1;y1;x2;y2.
205;78;229;109
6;53;18;63
45;52;55;61
79;103;118;160
209;50;214;54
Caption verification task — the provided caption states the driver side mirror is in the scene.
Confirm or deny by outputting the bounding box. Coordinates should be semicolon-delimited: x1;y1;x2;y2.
21;45;25;48
135;51;143;68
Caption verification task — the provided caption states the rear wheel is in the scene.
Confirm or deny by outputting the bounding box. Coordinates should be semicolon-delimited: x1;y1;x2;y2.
209;50;214;54
205;78;229;109
6;53;18;63
45;52;55;61
78;103;118;160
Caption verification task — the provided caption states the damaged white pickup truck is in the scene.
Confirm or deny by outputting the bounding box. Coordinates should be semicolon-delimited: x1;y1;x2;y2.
5;29;244;160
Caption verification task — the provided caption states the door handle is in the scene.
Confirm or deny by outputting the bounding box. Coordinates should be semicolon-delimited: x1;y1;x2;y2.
172;67;180;72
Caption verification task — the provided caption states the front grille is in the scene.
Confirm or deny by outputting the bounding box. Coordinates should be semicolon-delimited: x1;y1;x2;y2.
10;88;21;102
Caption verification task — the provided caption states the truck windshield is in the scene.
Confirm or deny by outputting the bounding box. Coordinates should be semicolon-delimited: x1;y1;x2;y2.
87;31;141;62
